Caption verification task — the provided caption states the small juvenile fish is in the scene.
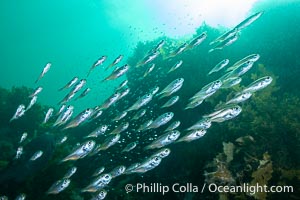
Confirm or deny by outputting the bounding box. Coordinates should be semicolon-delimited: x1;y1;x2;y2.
208;59;229;75
227;60;254;77
90;189;107;200
168;43;188;58
29;150;43;161
88;56;107;76
187;32;207;49
19;132;28;143
58;77;78;91
168;60;183;73
81;174;112;193
116;80;128;91
92;110;103;120
15;193;26;200
118;88;130;100
63;108;93;130
147;112;174;129
226;92;252;104
46;179;70;195
137;51;160;67
190;80;222;100
106;55;123;70
176;129;206;143
151;148;171;159
220;77;242;89
102;64;129;82
149;86;160;95
124;163;140;174
137;119;153;132
143;63;155;77
61;140;96;162
57;136;68;145
109;122;129;135
151;40;165;52
43;108;54;124
226;54;260;72
35;62;51;83
86;125;108;138
206;105;242;123
208;33;239;53
130;156;162;173
29;86;43;98
63;166;77;179
234;11;264;30
25;96;38;111
164;121;180;132
92;167;105;177
241;76;273;93
15;146;23;159
144;130;180;150
75;88;91;101
156;78;184;98
125;93;153;112
99;92;120;110
121;141;137;152
132;109;146;120
70;79;87;94
58;92;76;105
112;111;127;121
161;96;179;108
10;104;26;122
109;165;126;178
184;98;204;110
53;105;74;127
95;134;120;152
186;118;211;131
57;104;66;116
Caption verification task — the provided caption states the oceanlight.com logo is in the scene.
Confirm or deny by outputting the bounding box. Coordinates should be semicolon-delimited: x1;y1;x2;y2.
124;183;294;195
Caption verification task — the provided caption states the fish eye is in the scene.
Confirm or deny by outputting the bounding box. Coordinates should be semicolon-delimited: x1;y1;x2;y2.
105;175;110;179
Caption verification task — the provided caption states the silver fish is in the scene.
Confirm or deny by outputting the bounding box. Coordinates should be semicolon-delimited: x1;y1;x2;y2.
226;54;260;72
15;193;26;200
29;86;43;98
88;56;107;76
137;119;153;132
144;130;180;150
35;62;51;83
220;77;242;89
137;51;160;67
53;105;74;127
109;122;129;135
168;60;183;73
112;111;127;121
109;165;126;178
184;98;204;110
103;64;129;81
209;28;238;46
126;93;153;112
168;42;188;58
25;96;37;111
57;104;66;116
61;140;96;162
15;146;23;159
234;11;264;30
58;92;76;105
29;150;43;161
132;109;146;120
186;118;211;131
226;92;252;104
75;88;91;101
82;174;112;193
92;167;105;177
156;78;184;98
46;178;70;194
117;88;130;100
86;125;108;138
43;108;54;124
227;60;254;77
208;33;239;53
150;148;171;159
63;166;77;179
190;80;222;100
176;129;206;143
95;134;120;152
92;110;103;120
90;189;107;200
106;55;123;70
151;40;165;52
70;79;86;94
187;32;207;49
149;86;160;95
10;104;26;122
208;59;230;75
147;112;174;129
164;121;180;132
19;132;28;143
206;105;242;123
241;76;273;93
124;163;140;175
57;136;68;145
99;92;120;110
121;141;137;152
116;80;128;91
130;156;162;173
58;77;78;91
161;96;179;108
63;108;93;130
143;63;155;77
